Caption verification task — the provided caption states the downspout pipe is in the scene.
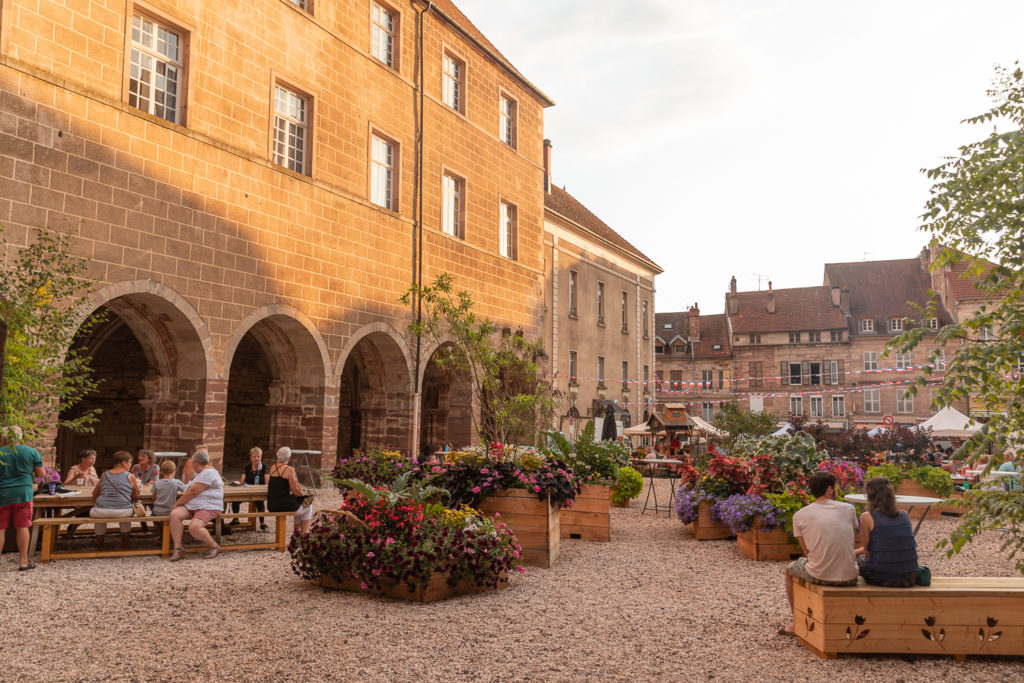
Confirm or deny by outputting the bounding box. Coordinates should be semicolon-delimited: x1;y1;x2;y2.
411;1;432;455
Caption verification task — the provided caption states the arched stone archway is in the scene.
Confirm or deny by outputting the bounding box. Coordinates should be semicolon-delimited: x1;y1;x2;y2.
58;291;209;472
337;331;413;458
419;343;474;451
222;313;328;476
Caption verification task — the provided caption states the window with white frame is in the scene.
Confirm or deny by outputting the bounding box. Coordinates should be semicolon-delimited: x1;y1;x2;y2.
979;325;996;341
860;319;874;333
749;334;761;344
642;300;649;338
832;395;845;417
933;349;945;370
788;362;802;385
272;85;308;174
790;396;803;416
810;395;823;418
808;331;821;343
621;291;628;332
863;351;878;371
830;330;842;342
568;270;578;317
828;360;840;384
371;2;396;68
442;52;464;112
499;200;517;259
597;282;605;325
895;351;912;370
925;317;938;330
499;94;517;148
129;13;184;124
897;389;914;414
371;134;396;209
441;172;464;237
789;332;801;344
597;356;605;387
702;402;714;423
889;317;905;332
568;350;577;385
863;388;881;413
701;370;713;390
673;344;685;353
287;0;308;10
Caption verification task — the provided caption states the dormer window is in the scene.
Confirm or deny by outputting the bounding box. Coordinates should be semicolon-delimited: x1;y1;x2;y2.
860;319;874;333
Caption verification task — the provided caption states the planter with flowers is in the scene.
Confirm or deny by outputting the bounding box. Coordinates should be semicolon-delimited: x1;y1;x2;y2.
716;493;800;561
675;453;750;540
291;475;521;602
865;463;952;520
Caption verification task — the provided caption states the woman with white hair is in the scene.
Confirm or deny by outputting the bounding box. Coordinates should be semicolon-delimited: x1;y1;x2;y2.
266;446;313;534
168;448;223;561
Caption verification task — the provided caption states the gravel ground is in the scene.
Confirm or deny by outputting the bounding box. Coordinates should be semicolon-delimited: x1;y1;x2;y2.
1;480;1022;682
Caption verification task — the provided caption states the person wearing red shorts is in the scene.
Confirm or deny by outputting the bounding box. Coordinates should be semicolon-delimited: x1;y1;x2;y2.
0;425;45;571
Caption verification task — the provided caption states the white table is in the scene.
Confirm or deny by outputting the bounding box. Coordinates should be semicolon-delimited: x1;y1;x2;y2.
638;458;683;516
843;493;944;536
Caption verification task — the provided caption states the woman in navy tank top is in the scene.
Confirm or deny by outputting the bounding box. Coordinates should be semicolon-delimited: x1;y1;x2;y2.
855;477;919;587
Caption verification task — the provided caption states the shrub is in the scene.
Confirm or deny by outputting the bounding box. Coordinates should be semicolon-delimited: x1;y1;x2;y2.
713;494;787;534
331;445;413;489
674;487;719;524
908;465;953;497
611;466;643;506
865;462;903;490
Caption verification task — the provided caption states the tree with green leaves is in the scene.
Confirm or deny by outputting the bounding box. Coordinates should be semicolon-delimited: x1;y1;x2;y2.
0;228;102;443
713;402;777;448
888;63;1024;573
403;273;557;447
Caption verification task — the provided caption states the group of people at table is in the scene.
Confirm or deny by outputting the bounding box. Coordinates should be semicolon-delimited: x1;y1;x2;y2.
60;445;314;561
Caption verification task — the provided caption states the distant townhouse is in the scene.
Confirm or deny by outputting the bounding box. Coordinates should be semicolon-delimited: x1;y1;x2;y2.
654;306;732;423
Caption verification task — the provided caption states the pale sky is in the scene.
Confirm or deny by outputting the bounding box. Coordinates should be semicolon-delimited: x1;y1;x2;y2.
456;0;1024;313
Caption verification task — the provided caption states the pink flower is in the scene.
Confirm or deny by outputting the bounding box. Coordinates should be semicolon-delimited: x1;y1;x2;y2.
516;566;525;573
533;485;541;492
480;468;489;474
385;537;395;544
366;551;375;557
360;582;368;589
471;486;481;493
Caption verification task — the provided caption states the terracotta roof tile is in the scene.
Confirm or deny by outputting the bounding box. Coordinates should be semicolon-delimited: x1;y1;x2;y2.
545;186;661;271
729;286;846;334
946;258;998;301
654;312;731;358
824;258;953;328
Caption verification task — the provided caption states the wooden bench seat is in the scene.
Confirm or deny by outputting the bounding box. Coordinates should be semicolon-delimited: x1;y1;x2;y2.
35;511;294;563
792;576;1024;660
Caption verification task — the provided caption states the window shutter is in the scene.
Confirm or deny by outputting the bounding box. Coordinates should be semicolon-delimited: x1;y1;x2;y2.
801;360;810;385
837;359;845;386
822;359;832;385
780;361;788;386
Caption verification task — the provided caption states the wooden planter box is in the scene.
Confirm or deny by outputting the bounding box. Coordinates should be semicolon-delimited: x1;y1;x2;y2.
320;572;507;603
560;484;611;542
689;500;734;541
737;516;800;561
478;489;559;568
894;480;945;519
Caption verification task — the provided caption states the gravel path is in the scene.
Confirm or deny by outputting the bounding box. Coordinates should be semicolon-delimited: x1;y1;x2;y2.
1;480;1022;682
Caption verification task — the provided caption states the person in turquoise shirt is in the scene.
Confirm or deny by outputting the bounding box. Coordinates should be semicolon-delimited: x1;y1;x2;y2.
998;453;1022;492
0;425;45;571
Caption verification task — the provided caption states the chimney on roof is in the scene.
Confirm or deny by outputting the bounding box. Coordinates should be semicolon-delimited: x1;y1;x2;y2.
689;303;700;340
543;139;552;194
840;286;850;315
831;286;841;307
729;275;737;294
766;288;775;314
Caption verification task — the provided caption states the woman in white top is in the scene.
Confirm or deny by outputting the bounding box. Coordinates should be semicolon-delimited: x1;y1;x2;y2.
168;449;224;561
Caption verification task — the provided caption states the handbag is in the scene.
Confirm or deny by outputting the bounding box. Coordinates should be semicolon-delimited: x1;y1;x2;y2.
105;471;147;517
915;565;931;586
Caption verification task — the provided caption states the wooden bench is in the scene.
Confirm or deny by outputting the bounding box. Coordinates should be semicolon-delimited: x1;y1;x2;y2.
35;511;294;563
792;576;1024;660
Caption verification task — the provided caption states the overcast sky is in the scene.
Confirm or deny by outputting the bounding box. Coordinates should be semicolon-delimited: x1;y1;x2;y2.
456;0;1024;313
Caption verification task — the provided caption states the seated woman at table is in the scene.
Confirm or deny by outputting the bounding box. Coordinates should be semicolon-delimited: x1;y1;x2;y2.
230;446;268;531
266;447;313;535
855;476;919;587
65;449;98;486
168;449;223;561
89;450;140;551
131;449;160;486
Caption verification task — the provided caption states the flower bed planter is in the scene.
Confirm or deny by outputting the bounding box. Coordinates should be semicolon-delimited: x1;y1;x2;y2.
689;501;733;541
320;572;508;603
894;480;944;519
560;484;611;542
737;516;800;561
478;489;559;568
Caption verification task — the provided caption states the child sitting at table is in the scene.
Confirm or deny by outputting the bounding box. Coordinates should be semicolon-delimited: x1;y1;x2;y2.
151;460;185;536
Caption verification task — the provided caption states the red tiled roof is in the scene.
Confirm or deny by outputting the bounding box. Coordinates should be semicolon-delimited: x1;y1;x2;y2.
545;186;662;272
946;258;998;301
728;286;846;334
824;258;953;327
654;312;731;358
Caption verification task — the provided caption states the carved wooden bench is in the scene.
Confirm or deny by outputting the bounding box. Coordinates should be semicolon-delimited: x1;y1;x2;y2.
35;511;294;563
792;576;1024;660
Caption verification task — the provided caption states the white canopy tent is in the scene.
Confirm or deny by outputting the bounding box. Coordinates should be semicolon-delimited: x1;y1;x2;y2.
771;423;793;437
691;415;727;437
917;406;981;439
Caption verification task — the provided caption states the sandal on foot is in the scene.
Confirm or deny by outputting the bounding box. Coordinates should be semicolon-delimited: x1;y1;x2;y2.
169;547;184;562
777;627;796;638
18;562;36;572
260;524;269;532
203;545;220;559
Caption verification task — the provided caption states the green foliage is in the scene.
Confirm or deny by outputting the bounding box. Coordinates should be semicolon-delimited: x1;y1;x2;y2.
732;433;825;485
938;490;1024;575
333;471;450;510
865;463;904;490
763;491;808;535
611;465;643;505
0;228;102;441
908;465;954;497
542;421;629;483
402;273;557;447
713;403;777;448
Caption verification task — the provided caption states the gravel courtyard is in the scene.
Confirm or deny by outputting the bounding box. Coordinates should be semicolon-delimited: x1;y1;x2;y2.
2;480;1022;682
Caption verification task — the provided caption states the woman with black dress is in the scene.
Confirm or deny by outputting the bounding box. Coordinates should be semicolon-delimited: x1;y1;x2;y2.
855;477;919;587
266;446;313;535
230;446;269;531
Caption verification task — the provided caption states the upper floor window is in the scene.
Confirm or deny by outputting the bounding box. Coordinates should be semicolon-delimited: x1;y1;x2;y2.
863;351;878;371
979;325;996;341
749;362;763;388
863;389;881;413
642;300;649;338
702;402;714;423
287;0;309;10
889;317;905;332
933;349;946;371
860;319;874;333
596;356;605;387
749;334;761;345
643;365;650;393
790;396;803;417
897;389;914;414
832;395;846;417
499;201;517;259
620;291;629;332
673;344;685;353
788;362;802;385
810;395;823;418
129;13;184;124
568;270;578;317
925;317;939;330
272;85;309;174
808;331;821;343
499;94;517;148
568;350;577;385
621;361;629;386
701;370;713;389
442;52;464;113
789;332;801;344
597;282;605;325
895;351;912;370
371;134;396;209
441;172;464;238
654;345;664;354
830;330;842;342
371;2;397;68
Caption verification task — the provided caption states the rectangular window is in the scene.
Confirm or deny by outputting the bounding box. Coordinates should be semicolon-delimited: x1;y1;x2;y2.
827;360;840;384
442;52;464;112
789;332;801;344
622;361;628;386
642;300;649;338
832;395;845;417
371;2;396;68
895;351;912;370
621;291;628;332
790;396;803;416
749;334;761;345
499;201;517;259
701;370;713;390
810;396;823;418
669;370;682;386
749;362;762;388
129;13;184;124
897;389;914;414
789;362;802;385
273;85;309;174
643;365;649;393
718;370;724;389
499;95;517;148
597;356;605;387
980;326;996;341
925;317;938;330
864;389;881;413
830;330;842;342
702;402;714;423
808;331;821;343
371;134;396;209
597;282;605;325
860;319;874;333
889;317;905;332
673;344;685;353
808;361;822;385
568;270;578;317
568;350;577;385
654;345;663;354
441;172;464;237
287;0;308;9
863;351;878;371
933;349;945;371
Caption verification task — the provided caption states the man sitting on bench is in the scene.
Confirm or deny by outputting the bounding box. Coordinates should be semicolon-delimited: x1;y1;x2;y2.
782;470;859;636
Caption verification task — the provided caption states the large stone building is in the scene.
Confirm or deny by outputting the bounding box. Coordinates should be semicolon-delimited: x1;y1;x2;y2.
0;0;570;473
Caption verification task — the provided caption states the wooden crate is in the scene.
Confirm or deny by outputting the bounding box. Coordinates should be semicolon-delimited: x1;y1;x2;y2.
792;576;1024;660
320;572;507;602
737;516;800;561
689;500;734;541
478;488;559;568
560;484;611;542
894;480;944;519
